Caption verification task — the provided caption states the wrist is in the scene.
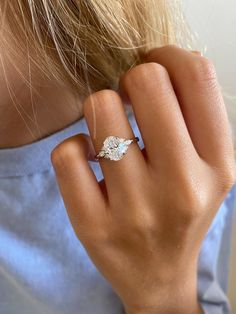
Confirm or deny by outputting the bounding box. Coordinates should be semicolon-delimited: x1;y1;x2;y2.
123;268;204;314
125;302;203;314
126;306;203;314
125;300;203;314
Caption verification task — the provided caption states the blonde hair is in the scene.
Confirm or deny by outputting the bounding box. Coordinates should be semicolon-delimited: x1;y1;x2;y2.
1;1;235;156
0;0;187;98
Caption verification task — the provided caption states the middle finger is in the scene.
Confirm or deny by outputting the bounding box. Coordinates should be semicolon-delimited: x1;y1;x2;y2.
120;63;199;171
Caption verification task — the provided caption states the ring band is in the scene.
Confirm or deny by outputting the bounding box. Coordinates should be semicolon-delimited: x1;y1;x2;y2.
95;136;139;161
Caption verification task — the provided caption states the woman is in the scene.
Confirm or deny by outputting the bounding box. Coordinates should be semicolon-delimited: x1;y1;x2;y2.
0;1;235;313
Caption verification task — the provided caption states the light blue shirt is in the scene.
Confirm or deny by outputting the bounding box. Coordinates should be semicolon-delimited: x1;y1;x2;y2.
0;109;235;314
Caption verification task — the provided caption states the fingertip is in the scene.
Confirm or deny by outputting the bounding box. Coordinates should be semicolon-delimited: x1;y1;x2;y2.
51;134;95;171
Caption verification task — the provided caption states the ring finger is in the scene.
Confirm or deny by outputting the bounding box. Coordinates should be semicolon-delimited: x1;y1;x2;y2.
83;90;147;204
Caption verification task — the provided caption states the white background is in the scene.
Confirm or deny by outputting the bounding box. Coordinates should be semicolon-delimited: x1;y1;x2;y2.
183;0;236;310
183;0;236;143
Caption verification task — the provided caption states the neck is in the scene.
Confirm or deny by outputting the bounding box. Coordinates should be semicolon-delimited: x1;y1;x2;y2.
0;52;84;148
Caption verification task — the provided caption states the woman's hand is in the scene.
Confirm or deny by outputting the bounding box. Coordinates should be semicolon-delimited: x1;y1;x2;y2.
51;45;236;314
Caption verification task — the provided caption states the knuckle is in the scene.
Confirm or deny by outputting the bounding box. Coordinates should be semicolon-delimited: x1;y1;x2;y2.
132;217;154;234
176;180;209;221
83;89;120;116
178;197;202;222
125;62;169;90
186;57;217;84
218;167;236;194
126;211;156;240
51;143;68;168
51;146;71;174
51;137;82;172
146;44;179;61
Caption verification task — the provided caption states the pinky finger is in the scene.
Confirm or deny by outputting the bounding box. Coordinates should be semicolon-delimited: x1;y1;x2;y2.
51;134;108;240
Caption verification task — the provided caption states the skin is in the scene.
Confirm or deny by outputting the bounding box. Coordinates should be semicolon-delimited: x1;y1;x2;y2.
0;36;83;148
1;26;235;312
50;45;236;314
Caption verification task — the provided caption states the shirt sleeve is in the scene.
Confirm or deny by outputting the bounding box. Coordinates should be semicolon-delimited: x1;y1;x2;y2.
197;183;236;314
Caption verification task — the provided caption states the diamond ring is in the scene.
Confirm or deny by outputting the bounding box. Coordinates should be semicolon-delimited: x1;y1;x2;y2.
95;136;139;161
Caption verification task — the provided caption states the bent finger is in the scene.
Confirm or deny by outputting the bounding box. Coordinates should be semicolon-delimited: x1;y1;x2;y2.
145;45;235;170
51;134;108;239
